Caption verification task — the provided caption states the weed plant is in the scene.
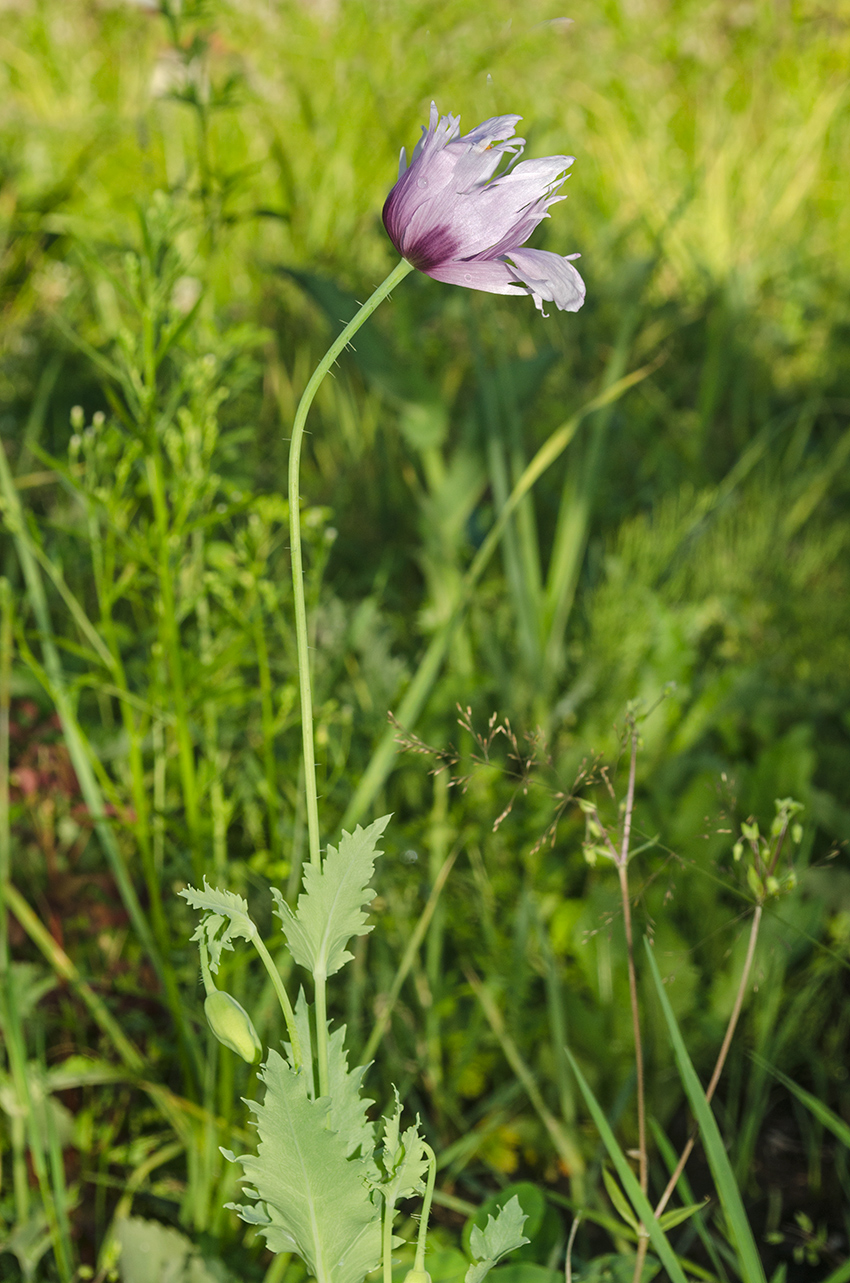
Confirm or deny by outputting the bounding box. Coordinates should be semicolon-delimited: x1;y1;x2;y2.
1;1;849;1281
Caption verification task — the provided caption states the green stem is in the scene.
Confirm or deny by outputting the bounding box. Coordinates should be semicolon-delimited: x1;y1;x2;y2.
414;1145;437;1273
252;931;303;1071
288;257;414;871
198;935;216;996
383;1183;397;1283
315;972;329;1097
0;578;11;980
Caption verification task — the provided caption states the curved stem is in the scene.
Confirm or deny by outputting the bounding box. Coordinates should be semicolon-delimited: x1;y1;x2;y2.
198;935;216;997
252;932;303;1071
288;258;414;871
414;1145;437;1273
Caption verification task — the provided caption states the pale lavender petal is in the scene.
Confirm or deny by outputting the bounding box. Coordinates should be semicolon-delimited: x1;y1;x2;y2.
422;258;527;296
404;163;569;261
459;113;523;148
504;248;585;314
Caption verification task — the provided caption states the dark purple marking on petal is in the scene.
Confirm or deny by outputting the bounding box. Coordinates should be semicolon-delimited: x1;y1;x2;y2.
402;223;460;271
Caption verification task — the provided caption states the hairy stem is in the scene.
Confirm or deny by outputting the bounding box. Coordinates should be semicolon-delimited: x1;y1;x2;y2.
288;258;414;873
654;902;763;1219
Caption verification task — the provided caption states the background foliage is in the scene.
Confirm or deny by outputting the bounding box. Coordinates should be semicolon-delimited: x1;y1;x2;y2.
1;0;849;1279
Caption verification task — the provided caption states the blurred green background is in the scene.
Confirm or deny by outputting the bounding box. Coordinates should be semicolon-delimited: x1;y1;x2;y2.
1;0;850;1279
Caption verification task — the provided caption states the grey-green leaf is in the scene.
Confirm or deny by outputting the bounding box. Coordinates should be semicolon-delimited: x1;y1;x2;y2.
465;1195;530;1283
180;882;256;973
379;1089;428;1203
272;816;390;981
224;1050;381;1283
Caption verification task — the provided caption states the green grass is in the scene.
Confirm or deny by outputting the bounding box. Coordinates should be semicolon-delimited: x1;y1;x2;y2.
1;0;850;1279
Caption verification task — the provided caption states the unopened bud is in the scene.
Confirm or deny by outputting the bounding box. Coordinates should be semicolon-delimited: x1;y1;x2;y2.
403;1271;431;1283
204;990;262;1064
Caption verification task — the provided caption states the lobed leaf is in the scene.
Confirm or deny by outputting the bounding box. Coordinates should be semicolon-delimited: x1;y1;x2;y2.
180;881;256;973
224;1050;381;1283
466;1195;530;1283
272;816;390;981
378;1088;429;1204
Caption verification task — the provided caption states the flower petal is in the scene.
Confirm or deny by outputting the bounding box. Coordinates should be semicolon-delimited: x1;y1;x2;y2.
422;258;527;296
503;248;586;314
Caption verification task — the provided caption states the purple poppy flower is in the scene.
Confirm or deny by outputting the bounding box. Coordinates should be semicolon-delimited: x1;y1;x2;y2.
382;103;585;316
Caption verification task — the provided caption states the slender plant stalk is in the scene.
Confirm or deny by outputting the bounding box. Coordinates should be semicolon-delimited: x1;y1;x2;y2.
382;1184;397;1283
414;1145;438;1273
288;256;414;874
251;931;302;1070
614;727;649;1283
565;1215;582;1283
286;257;414;1097
654;902;764;1219
0;578;11;980
619;730;646;1192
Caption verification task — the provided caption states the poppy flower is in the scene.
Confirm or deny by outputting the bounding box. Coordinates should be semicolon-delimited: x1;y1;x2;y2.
382;103;585;316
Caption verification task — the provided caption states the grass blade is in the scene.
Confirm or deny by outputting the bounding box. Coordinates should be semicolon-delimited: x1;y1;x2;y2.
643;939;767;1283
563;1046;689;1283
751;1054;850;1150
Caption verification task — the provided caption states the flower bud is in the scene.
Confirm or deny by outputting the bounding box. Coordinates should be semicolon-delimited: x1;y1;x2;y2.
204;990;262;1064
402;1271;431;1283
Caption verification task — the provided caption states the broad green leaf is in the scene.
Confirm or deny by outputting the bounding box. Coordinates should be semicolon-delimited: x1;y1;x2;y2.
466;1195;530;1283
563;1048;689;1283
643;940;767;1283
224;1050;381;1283
272;816;390;982
180;882;256;973
603;1168;641;1233
752;1055;850;1151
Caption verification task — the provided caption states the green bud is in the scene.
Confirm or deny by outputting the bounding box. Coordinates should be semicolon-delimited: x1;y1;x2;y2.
732;840;744;862
403;1271;431;1283
204;990;262;1064
765;875;780;897
791;823;803;845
